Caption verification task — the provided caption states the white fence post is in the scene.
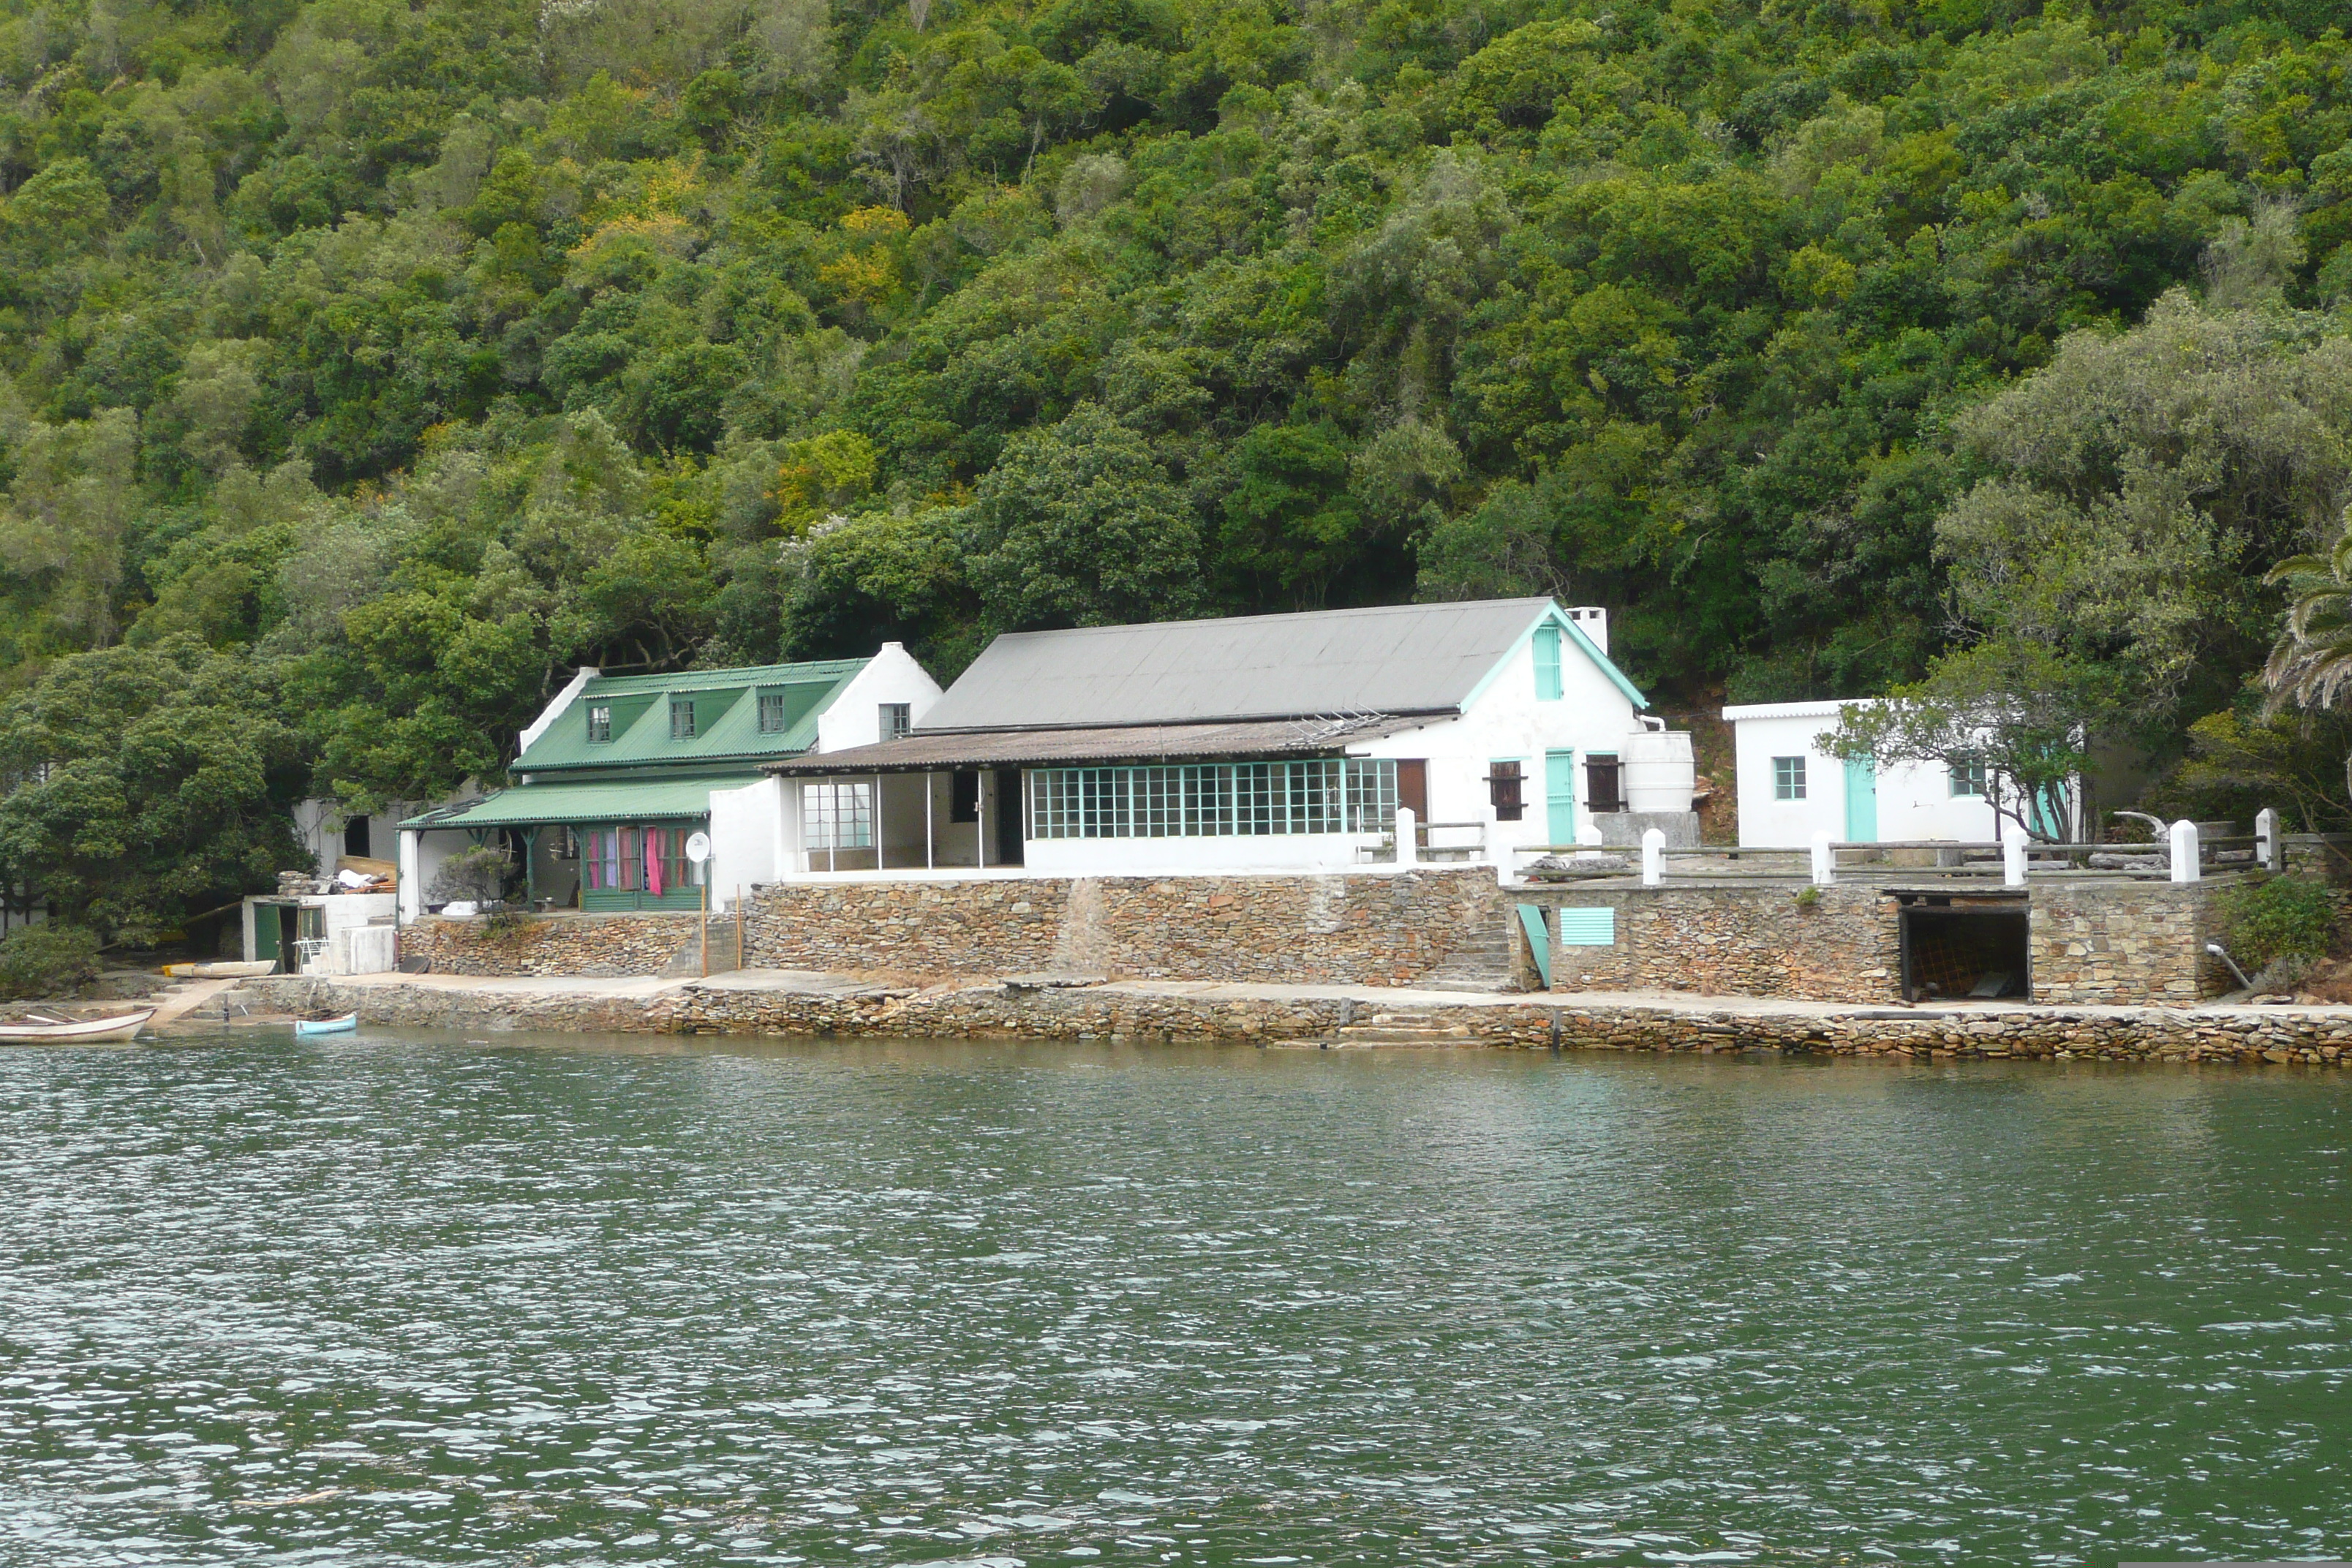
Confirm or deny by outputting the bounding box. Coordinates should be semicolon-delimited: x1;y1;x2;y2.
1810;831;1835;886
1577;818;1602;848
2002;835;2027;889
2169;818;2200;883
2255;807;2281;873
1641;827;1664;886
1395;805;1417;867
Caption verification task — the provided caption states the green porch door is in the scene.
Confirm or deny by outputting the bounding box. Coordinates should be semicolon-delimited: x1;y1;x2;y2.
1843;757;1879;843
1545;750;1577;845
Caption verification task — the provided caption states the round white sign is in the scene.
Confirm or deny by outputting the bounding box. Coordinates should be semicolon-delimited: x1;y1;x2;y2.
685;831;712;864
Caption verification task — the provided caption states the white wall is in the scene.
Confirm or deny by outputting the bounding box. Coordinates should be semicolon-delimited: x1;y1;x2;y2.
1725;701;2002;848
709;777;781;908
1353;617;1649;855
816;644;946;753
397;829;467;920
1023;831;1382;877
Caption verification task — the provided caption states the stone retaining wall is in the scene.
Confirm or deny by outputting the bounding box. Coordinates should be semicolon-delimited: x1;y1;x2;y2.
741;869;1505;985
399;912;699;977
233;976;2352;1068
1515;878;2226;1005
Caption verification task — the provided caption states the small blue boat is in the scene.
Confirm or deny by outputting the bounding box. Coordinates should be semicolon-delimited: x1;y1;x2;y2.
293;1012;358;1038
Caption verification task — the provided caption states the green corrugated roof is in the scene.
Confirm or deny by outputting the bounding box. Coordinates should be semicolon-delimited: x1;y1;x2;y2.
402;775;750;830
513;658;870;774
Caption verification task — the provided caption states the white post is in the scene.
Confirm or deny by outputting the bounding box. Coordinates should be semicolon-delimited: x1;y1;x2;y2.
2256;807;2281;873
1482;804;1502;867
1810;830;1835;886
397;828;420;921
2002;835;2027;889
1576;818;1602;848
2169;819;2199;882
873;774;884;870
1395;805;1417;867
925;770;935;871
1641;826;1664;886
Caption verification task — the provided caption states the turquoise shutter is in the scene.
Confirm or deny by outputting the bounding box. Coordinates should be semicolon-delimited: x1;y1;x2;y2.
1534;625;1563;700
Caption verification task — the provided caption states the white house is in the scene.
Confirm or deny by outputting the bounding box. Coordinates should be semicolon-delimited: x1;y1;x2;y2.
1723;698;2020;848
764;598;1693;878
393;645;943;921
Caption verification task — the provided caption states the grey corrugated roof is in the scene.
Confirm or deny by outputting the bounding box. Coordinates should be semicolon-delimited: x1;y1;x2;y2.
916;599;1564;732
766;716;1433;775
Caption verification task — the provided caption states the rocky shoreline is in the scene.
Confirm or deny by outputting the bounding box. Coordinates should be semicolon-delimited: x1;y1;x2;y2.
222;973;2352;1067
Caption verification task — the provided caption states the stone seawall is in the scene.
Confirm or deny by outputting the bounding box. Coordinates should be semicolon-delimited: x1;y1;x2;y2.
399;913;700;977
235;976;2352;1068
1516;878;2226;1005
742;869;1506;985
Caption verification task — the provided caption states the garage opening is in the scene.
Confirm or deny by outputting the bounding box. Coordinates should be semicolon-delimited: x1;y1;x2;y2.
1897;894;2029;1001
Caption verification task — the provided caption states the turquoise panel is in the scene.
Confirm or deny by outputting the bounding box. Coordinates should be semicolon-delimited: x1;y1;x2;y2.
1516;904;1554;988
1556;906;1616;946
1545;750;1577;846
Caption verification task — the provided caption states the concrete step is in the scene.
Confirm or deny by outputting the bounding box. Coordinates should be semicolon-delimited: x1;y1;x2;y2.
1333;1025;1478;1044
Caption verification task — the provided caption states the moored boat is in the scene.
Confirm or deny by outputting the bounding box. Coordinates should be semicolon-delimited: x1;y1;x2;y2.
162;960;277;979
0;1009;157;1044
293;1012;358;1037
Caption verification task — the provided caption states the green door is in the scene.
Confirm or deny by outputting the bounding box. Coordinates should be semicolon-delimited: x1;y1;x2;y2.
252;902;280;968
1844;757;1879;843
1545;750;1577;846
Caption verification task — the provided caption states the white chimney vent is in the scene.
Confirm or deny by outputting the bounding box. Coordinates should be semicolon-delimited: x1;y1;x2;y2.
1563;606;1608;655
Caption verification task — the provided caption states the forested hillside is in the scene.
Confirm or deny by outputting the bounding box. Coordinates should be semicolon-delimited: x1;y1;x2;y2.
2;0;2352;933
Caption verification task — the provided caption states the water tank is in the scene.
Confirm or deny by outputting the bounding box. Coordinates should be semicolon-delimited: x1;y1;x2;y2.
1622;728;1695;813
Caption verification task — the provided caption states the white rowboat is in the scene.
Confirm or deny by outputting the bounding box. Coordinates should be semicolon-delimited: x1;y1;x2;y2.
0;1009;156;1044
162;960;277;979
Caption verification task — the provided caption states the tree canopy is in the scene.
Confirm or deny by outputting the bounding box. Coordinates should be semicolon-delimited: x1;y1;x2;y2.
5;0;2352;923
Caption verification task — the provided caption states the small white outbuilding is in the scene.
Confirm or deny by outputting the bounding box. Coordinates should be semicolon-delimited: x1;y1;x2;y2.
1722;698;2006;849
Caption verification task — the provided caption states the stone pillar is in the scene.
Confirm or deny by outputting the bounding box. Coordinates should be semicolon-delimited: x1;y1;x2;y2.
2256;807;2282;873
2170;819;2200;883
2003;836;2027;888
1641;827;1664;886
1395;805;1417;867
1810;831;1835;886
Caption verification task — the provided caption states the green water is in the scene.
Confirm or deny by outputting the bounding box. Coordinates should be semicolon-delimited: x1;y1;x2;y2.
1;1033;2348;1567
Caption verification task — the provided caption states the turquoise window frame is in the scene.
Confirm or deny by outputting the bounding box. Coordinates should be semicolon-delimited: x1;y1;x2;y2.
1774;756;1807;801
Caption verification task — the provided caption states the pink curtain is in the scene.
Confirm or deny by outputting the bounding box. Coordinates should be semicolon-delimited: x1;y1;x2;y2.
643;827;663;896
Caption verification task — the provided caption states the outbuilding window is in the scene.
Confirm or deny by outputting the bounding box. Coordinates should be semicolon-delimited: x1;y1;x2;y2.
1488;760;1525;821
670;698;696;740
758;691;788;733
1948;758;1987;797
587;704;612;743
880;702;912;741
1774;756;1807;800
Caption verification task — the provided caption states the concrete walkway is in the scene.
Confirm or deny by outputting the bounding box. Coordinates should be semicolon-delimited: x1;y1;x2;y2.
245;966;2352;1024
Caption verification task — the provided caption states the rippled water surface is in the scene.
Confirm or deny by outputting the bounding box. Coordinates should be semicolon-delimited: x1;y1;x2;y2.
2;1033;2350;1566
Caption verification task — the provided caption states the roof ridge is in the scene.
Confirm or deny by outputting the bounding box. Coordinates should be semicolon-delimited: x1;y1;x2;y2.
984;598;1556;642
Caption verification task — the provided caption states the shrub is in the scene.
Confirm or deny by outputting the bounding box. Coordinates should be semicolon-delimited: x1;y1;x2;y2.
2217;876;2340;973
427;845;516;907
0;924;105;1000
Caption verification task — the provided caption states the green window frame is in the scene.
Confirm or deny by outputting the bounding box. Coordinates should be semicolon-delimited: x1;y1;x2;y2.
1948;758;1986;797
669;697;697;741
1533;624;1564;701
586;704;612;743
1774;756;1807;801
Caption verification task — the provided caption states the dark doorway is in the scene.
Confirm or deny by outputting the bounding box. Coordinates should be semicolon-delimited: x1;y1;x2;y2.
1899;896;2030;1000
993;769;1025;865
344;815;372;856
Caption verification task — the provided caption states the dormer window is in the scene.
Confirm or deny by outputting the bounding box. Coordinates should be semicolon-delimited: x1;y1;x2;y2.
758;691;788;733
587;704;612;743
670;697;696;740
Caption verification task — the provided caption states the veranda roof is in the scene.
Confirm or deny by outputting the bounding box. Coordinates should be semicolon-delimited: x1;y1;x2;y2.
765;716;1431;776
399;774;749;830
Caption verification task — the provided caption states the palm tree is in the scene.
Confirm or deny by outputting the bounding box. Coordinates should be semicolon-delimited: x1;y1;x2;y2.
2266;517;2352;712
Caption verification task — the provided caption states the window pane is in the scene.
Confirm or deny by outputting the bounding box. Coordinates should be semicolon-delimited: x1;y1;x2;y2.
671;698;696;740
587;706;611;743
1774;757;1808;800
758;692;786;733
